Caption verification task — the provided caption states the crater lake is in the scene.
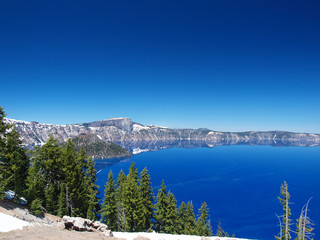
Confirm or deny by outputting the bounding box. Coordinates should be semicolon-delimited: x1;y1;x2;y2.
95;145;320;240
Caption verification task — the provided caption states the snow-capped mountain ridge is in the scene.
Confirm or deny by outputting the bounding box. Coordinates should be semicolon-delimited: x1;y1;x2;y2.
4;117;320;151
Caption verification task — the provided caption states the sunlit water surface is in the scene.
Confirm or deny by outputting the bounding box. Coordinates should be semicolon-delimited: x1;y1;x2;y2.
95;145;320;240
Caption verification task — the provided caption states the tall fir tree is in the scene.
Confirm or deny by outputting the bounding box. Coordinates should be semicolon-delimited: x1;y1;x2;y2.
165;192;179;234
0;107;29;199
154;180;168;233
138;167;154;232
0;108;10;189
25;145;46;209
177;201;188;234
196;202;213;236
101;170;117;230
2;128;29;198
121;162;142;232
61;139;87;217
177;201;197;235
186;201;198;235
26;136;63;214
276;181;292;240
79;149;100;220
115;169;127;231
57;182;68;217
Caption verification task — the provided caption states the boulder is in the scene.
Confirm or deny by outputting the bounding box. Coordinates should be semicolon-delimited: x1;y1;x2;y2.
97;224;107;232
62;215;112;235
73;217;88;231
63;216;75;229
91;220;105;229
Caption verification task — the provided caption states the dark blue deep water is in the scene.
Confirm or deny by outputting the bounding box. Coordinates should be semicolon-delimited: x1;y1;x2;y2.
95;146;320;240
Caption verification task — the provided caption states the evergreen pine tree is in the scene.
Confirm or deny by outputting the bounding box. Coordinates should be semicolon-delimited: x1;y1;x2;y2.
121;162;142;232
0;107;8;197
25;146;46;209
101;170;117;230
177;201;197;235
138;167;154;232
57;183;68;217
154;180;168;233
2;128;29;198
177;201;188;234
30;198;44;216
276;181;292;240
196;202;212;236
116;169;126;200
26;136;63;214
217;219;227;237
61;139;87;217
115;169;127;231
80;149;100;220
186;201;197;235
0;107;29;199
165;192;179;234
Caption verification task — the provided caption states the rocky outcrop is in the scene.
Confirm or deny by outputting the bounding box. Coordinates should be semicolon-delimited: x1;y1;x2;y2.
4;118;320;153
62;216;113;236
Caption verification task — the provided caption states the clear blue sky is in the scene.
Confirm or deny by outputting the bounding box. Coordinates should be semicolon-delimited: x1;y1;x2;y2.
1;0;320;132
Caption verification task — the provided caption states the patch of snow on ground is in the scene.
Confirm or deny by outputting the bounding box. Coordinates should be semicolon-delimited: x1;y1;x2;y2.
0;212;29;232
113;231;250;240
133;124;150;131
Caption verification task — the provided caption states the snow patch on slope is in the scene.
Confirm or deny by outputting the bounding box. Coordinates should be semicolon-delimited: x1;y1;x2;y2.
0;212;29;232
133;124;150;131
113;231;251;240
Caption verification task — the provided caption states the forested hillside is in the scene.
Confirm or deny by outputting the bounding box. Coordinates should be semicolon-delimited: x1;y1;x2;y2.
70;133;131;159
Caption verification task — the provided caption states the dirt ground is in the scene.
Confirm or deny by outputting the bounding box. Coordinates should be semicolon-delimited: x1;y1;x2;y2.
0;225;126;240
0;199;124;240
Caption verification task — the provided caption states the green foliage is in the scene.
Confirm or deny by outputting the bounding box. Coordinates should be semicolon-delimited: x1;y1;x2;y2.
101;170;117;230
70;133;131;159
154;180;168;233
115;169;127;231
217;219;229;237
1;106;221;237
82;152;100;220
121;162;142;232
138;167;154;232
102;167;214;235
186;201;198;235
276;181;292;240
30;198;44;216
177;201;197;235
196;202;212;236
26;136;99;219
165;192;179;233
57;183;68;217
0;107;29;199
3;128;30;198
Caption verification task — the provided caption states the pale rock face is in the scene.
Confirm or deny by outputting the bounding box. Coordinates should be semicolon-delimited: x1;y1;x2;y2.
4;118;320;152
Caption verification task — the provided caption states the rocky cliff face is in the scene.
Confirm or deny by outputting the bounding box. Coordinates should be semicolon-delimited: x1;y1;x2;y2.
5;118;320;153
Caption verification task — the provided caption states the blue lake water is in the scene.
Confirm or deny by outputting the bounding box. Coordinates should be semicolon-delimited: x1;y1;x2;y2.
95;145;320;240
